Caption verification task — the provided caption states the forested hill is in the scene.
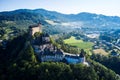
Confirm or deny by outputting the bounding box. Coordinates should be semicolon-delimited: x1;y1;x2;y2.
0;9;120;34
0;9;46;29
1;9;120;22
0;33;120;80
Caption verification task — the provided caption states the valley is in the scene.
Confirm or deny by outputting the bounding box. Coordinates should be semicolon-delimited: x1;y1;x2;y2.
0;8;120;80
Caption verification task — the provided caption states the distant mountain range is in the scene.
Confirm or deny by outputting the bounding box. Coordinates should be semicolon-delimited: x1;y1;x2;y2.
0;8;120;34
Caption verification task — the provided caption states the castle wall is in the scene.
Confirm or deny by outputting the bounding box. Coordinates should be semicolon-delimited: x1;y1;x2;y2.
41;55;64;62
65;57;79;64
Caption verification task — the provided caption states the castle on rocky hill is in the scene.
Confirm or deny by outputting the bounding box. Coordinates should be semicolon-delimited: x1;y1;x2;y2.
29;23;88;65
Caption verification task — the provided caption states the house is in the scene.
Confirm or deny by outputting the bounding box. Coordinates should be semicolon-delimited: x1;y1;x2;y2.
111;50;119;56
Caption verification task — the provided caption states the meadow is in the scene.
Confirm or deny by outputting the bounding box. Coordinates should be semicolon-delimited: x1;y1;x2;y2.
64;36;94;49
93;48;108;56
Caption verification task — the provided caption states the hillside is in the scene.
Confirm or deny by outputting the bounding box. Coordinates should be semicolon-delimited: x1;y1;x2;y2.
0;9;120;35
0;8;120;79
0;32;120;80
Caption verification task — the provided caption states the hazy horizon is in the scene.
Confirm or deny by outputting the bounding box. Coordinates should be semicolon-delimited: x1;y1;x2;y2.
1;0;120;16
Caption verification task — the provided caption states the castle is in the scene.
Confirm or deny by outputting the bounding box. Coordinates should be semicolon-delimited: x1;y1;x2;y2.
29;23;88;65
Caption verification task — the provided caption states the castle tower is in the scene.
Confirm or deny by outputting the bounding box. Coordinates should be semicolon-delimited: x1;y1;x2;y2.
29;23;42;36
79;49;85;63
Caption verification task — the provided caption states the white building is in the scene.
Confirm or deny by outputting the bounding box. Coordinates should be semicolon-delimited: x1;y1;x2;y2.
64;49;89;66
41;49;64;62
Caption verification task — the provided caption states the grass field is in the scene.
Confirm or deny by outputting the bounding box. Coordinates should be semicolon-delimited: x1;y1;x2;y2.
93;48;108;56
64;36;94;49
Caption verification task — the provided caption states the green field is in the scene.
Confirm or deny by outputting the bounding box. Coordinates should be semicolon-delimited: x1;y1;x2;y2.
64;36;93;49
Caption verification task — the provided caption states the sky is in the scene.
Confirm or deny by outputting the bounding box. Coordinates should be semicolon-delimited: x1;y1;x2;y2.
0;0;120;16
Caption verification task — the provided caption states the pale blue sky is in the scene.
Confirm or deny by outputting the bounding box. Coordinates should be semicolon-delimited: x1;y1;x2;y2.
0;0;120;16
